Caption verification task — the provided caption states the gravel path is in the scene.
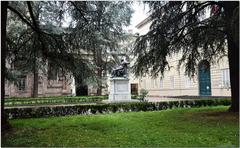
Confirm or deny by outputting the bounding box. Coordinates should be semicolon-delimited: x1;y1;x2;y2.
5;103;97;109
145;96;228;102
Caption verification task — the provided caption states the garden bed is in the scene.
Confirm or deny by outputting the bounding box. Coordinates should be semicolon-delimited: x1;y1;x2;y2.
5;98;231;119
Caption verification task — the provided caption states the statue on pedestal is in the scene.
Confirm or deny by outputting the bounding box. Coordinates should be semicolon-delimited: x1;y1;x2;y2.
111;59;130;78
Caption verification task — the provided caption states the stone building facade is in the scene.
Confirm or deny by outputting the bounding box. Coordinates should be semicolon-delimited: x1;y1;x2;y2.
5;70;75;98
134;17;231;97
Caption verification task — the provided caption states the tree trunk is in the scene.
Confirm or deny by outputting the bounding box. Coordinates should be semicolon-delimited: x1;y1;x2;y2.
96;68;102;96
224;2;239;112
1;1;11;133
32;50;38;98
32;67;38;97
95;47;103;96
227;35;239;112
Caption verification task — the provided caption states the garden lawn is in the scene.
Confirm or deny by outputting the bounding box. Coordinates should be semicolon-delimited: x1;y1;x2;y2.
2;106;239;147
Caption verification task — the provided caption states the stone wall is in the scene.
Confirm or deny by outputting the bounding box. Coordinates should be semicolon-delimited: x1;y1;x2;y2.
5;73;73;97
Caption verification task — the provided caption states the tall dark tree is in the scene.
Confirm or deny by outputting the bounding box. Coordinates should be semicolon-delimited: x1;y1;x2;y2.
6;1;93;95
1;1;11;132
6;2;43;98
69;1;133;95
2;1;93;130
133;1;239;112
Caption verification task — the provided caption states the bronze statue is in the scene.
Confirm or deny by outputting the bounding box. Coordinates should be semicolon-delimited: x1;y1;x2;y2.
111;59;130;78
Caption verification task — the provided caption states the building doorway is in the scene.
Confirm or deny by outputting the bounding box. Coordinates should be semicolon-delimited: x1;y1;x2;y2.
76;85;88;96
198;60;212;96
131;83;138;95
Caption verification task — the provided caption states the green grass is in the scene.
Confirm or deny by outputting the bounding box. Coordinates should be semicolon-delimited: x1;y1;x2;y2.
2;106;239;147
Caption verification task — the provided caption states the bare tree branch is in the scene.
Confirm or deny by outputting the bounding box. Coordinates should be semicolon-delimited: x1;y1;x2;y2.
7;5;36;31
69;1;88;23
27;2;39;30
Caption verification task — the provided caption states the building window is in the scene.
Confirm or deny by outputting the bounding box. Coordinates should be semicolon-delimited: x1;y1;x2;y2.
160;78;163;89
143;79;146;89
131;84;138;95
154;79;158;87
48;64;58;80
17;76;26;91
38;76;43;84
185;76;193;88
151;79;154;88
221;68;230;88
170;76;174;88
63;76;67;90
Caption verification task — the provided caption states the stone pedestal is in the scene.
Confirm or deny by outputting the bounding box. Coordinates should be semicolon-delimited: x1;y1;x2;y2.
108;77;131;102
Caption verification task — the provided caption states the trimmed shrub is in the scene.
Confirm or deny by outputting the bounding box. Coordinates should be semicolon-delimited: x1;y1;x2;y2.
138;89;149;102
5;99;231;119
5;96;108;106
131;95;138;99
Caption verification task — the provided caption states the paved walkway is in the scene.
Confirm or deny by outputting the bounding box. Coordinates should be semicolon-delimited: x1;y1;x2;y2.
5;103;97;109
145;96;228;102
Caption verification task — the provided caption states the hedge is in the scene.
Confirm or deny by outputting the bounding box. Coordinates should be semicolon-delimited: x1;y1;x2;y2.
5;95;140;106
5;99;231;119
5;96;108;106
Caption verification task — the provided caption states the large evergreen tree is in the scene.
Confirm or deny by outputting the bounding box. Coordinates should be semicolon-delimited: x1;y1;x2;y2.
133;1;239;112
6;2;45;98
2;1;133;131
5;1;95;96
2;1;93;131
69;1;133;95
2;1;9;132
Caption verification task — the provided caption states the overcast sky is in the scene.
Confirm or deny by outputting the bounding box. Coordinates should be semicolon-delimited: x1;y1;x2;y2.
125;1;149;33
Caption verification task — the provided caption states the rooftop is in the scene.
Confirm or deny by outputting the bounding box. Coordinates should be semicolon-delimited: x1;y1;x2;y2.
135;16;151;29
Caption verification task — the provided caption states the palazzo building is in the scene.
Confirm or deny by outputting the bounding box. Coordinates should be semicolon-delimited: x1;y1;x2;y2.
134;17;231;97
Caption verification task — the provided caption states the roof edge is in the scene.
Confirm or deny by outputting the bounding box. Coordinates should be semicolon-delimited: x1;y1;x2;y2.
135;16;151;29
